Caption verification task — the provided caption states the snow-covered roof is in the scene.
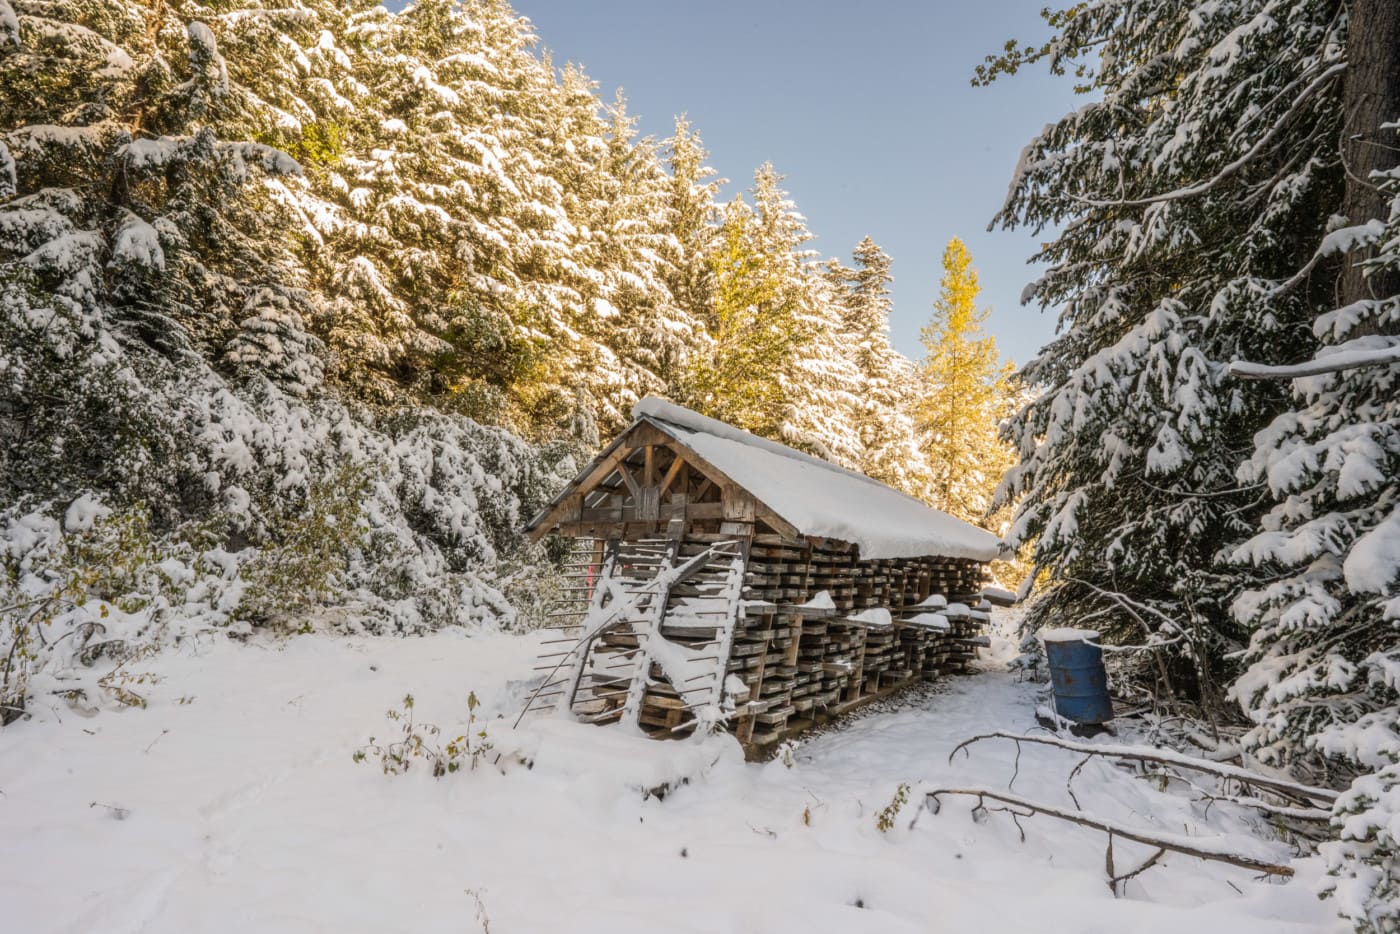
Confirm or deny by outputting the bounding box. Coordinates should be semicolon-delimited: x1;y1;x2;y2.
632;397;1002;562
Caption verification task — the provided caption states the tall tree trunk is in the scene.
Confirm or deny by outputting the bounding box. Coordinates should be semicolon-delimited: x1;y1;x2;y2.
1340;0;1400;306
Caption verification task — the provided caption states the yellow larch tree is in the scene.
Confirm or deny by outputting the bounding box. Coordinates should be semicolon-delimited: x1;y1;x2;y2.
915;238;1018;525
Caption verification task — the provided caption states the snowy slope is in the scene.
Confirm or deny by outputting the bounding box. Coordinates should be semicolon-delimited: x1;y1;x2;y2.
634;397;1002;562
0;624;1339;934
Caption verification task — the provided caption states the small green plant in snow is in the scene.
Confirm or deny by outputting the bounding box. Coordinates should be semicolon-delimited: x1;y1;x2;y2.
354;692;493;777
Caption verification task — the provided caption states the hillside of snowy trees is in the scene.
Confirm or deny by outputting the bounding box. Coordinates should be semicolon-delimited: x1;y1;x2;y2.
3;0;1400;930
0;1;1008;722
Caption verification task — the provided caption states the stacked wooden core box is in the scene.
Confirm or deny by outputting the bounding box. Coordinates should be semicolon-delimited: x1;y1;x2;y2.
524;398;1004;755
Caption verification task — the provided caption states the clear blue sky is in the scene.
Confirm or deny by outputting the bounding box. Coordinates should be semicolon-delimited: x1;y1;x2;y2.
508;0;1081;367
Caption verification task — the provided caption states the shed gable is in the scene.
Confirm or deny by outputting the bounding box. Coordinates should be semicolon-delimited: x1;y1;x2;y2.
525;418;800;541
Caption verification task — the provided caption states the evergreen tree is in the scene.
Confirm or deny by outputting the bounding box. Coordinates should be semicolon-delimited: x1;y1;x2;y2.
987;0;1345;710
689;164;862;464
826;237;929;494
916;238;1014;523
0;1;569;654
1227;1;1400;918
660;116;723;338
563;92;699;431
658;115;723;407
1230;166;1400;924
989;0;1400;925
0;1;322;517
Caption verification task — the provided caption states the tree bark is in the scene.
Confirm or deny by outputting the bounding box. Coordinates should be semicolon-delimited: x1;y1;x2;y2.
1340;0;1400;306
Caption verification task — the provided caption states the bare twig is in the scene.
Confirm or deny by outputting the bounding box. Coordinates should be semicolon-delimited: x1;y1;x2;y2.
1153;771;1332;828
1066;753;1094;809
89;801;131;820
949;731;1338;807
1110;844;1167;895
144;729;169;754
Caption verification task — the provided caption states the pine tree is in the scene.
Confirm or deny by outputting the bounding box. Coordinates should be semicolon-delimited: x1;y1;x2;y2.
915;238;1014;523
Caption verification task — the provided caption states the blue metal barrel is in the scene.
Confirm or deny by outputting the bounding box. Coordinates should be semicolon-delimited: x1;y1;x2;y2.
1042;630;1113;724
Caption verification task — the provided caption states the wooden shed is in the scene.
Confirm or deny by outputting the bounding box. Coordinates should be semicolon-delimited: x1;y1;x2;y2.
522;397;1003;752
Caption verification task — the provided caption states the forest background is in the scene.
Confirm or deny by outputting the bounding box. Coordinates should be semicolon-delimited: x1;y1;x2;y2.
2;1;1399;930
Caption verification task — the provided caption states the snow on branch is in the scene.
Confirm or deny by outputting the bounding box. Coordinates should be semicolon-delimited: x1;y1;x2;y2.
919;786;1296;879
1072;62;1345;210
949;730;1338;808
1229;345;1400;380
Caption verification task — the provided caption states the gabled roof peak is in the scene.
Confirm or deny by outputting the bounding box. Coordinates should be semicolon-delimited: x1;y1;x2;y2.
628;397;1001;562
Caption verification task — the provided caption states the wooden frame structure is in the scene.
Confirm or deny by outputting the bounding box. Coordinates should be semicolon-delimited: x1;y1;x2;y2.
530;418;799;542
524;399;1001;754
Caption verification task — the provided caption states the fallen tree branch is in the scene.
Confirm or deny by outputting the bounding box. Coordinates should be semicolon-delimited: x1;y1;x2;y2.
922;786;1295;878
949;731;1338;807
1108;838;1167;896
1158;772;1332;824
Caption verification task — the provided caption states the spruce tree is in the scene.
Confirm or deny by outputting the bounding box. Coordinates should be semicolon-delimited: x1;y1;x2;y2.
1227;2;1400;920
0;1;320;517
689;164;861;464
987;0;1346;708
1230;168;1400;923
0;1;569;653
826;237;929;494
988;0;1400;924
660;116;723;340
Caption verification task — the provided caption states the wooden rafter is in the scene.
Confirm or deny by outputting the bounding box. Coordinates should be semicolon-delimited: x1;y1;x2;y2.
525;416;803;542
658;450;685;496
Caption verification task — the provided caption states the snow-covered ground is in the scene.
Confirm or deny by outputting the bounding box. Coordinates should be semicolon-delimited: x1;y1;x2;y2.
0;622;1342;934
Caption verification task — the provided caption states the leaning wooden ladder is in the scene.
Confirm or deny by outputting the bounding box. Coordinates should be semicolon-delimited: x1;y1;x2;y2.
517;539;748;738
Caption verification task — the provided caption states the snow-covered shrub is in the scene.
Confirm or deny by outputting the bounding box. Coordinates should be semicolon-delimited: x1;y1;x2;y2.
0;500;234;722
234;463;373;630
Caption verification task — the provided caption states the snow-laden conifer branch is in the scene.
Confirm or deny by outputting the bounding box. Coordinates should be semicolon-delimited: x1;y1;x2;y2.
1228;345;1400;379
1071;62;1345;209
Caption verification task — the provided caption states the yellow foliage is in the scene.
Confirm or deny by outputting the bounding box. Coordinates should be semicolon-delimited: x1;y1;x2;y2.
915;239;1019;527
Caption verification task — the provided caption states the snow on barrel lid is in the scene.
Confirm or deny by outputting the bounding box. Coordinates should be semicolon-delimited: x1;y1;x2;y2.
1039;628;1102;643
632;397;1002;562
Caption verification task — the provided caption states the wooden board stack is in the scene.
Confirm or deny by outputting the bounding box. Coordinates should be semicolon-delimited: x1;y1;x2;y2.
540;533;995;756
